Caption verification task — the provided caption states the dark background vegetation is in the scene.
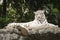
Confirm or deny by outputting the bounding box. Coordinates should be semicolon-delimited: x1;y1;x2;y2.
0;0;60;28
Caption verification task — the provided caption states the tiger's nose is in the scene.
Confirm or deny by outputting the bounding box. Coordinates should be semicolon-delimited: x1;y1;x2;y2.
38;17;40;18
38;17;41;19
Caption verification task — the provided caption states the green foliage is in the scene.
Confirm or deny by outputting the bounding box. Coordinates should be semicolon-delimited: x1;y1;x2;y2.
52;8;59;14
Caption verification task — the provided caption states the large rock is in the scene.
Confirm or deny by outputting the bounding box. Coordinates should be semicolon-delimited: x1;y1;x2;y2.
0;25;60;40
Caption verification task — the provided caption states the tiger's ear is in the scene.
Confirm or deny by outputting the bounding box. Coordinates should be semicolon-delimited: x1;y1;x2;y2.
34;12;36;14
43;10;48;14
42;10;45;13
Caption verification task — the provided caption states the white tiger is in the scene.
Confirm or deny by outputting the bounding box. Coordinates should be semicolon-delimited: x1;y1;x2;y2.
5;10;47;29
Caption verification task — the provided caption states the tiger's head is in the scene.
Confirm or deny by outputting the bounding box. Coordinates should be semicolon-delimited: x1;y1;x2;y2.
34;10;45;20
